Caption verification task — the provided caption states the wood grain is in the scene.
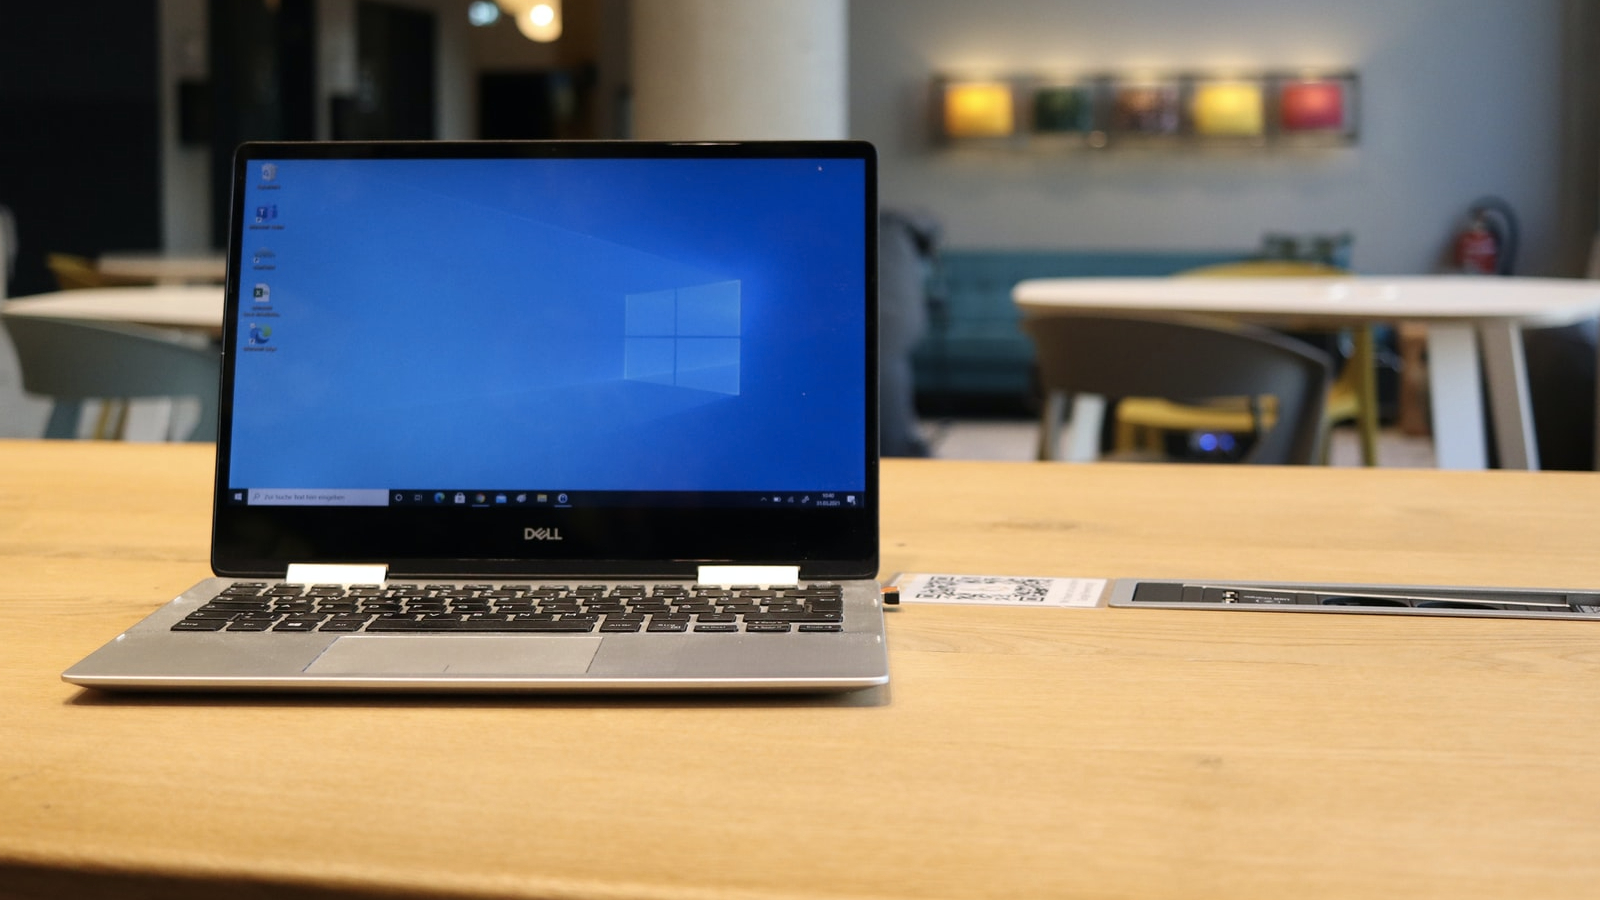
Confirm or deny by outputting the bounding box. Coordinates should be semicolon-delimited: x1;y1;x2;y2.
4;442;1600;899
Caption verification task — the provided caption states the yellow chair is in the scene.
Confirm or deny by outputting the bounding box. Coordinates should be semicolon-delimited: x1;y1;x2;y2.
44;253;145;290
1112;260;1379;465
1025;313;1332;465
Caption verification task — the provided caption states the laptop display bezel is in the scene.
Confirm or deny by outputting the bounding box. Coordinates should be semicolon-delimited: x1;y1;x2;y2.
210;140;879;581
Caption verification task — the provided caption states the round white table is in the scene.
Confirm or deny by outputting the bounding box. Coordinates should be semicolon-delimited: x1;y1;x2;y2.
2;286;225;441
95;252;227;285
3;285;224;335
1013;275;1600;470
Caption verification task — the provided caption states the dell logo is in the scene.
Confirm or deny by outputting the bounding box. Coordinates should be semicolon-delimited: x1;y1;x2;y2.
524;527;564;541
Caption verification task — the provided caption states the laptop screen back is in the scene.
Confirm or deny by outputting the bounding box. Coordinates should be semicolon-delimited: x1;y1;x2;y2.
213;141;878;580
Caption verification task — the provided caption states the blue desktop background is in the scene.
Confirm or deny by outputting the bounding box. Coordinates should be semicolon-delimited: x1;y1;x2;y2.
229;156;869;494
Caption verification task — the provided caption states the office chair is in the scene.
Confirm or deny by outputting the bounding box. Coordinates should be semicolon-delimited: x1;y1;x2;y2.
1022;312;1332;465
2;314;220;441
1111;260;1379;465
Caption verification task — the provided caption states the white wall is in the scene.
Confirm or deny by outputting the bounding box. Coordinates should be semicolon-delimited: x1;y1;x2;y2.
849;0;1569;275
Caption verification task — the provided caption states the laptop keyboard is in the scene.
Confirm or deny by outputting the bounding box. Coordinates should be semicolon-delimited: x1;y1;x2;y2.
171;582;847;635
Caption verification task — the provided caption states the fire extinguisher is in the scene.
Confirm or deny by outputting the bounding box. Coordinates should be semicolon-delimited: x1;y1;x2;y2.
1451;196;1518;276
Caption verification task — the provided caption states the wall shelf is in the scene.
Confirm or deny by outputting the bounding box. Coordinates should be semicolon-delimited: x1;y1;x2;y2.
934;70;1359;150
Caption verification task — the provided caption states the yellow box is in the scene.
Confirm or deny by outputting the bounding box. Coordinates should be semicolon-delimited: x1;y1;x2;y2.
1192;81;1265;136
943;82;1016;138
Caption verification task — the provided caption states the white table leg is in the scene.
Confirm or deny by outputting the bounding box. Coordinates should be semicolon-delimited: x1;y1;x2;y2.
1040;393;1109;462
1426;323;1489;470
1066;394;1108;462
1037;391;1067;460
1477;320;1538;469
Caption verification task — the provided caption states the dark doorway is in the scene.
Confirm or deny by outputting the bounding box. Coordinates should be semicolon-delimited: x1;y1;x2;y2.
208;0;317;247
480;72;561;139
0;1;161;297
332;2;437;141
479;68;597;140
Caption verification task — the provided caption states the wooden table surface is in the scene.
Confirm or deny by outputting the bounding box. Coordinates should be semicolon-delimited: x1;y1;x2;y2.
4;441;1600;899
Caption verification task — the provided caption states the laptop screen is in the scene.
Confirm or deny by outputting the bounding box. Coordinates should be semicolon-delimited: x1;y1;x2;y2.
213;141;878;579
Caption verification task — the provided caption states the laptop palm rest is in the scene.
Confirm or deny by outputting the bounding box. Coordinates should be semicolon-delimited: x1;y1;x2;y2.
305;636;601;676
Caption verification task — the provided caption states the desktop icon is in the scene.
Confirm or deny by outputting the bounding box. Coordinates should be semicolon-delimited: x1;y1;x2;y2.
247;323;273;345
260;163;277;182
254;204;278;223
252;283;270;302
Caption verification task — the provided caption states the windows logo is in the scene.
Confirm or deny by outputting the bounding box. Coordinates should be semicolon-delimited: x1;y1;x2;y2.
623;280;741;396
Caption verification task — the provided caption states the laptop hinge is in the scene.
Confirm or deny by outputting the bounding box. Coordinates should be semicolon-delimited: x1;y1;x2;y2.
285;563;390;584
696;565;800;587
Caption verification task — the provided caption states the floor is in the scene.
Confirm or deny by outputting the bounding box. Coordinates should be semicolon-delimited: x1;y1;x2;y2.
921;416;1438;467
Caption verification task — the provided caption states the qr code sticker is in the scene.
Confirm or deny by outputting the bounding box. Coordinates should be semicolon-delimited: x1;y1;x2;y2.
896;574;1106;607
922;575;1054;603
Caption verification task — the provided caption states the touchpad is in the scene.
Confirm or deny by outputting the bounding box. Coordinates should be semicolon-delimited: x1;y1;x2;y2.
305;636;602;676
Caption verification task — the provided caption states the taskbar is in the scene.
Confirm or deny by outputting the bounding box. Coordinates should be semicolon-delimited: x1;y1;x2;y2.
227;488;865;510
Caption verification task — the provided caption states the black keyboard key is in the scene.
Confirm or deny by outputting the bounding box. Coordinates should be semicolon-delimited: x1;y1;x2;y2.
319;615;371;632
225;619;275;632
202;599;271;611
172;618;229;631
464;612;513;625
798;624;844;633
694;624;739;633
366;614;427;631
460;618;595;632
273;617;324;632
743;611;840;625
745;622;792;633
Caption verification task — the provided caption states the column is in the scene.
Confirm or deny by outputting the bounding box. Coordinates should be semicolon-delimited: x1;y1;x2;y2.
630;0;847;140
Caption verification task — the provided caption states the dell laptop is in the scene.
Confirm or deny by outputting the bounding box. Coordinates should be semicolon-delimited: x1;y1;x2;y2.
64;139;888;692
